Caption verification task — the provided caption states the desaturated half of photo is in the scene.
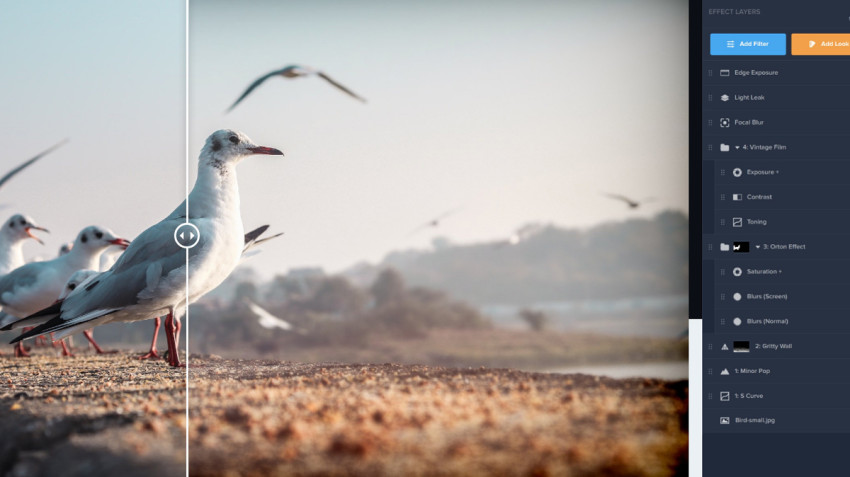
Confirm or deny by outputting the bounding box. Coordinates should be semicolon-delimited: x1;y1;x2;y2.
0;0;187;475
1;0;688;476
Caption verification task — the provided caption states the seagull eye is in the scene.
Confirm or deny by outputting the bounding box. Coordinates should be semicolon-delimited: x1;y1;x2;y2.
81;234;88;243
229;135;239;144
68;284;76;291
95;231;103;239
19;219;26;225
8;222;14;228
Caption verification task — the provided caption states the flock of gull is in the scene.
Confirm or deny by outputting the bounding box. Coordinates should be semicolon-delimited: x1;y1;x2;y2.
1;63;650;368
0;64;357;367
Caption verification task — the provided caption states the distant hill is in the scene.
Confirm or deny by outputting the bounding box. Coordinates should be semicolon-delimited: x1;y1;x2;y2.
344;210;688;305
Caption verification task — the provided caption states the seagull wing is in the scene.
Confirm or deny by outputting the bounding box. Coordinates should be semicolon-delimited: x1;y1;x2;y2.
603;192;638;207
0;139;69;190
244;225;270;247
0;262;48;311
316;71;367;103
252;232;283;248
227;68;287;112
247;300;292;330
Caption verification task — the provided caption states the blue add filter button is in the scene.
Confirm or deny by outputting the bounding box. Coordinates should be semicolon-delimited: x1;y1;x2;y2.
710;33;787;56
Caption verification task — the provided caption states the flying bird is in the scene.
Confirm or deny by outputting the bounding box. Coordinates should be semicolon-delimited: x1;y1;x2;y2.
407;208;461;237
227;65;366;112
0;139;68;192
603;193;655;210
245;299;292;331
11;130;284;367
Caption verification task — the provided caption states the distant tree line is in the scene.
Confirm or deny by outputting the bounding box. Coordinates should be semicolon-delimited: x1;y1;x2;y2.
367;210;688;304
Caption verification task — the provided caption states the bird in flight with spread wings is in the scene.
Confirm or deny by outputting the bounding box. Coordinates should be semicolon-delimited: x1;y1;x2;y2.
602;192;656;210
227;64;366;112
0;140;69;203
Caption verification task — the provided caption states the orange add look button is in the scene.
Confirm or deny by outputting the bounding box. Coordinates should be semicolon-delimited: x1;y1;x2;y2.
791;34;850;55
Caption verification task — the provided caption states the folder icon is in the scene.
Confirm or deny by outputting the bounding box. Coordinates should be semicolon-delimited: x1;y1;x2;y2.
720;243;730;251
720;144;730;152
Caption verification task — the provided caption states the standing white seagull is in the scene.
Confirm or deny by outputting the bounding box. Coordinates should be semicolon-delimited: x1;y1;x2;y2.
11;130;284;367
51;270;114;356
0;226;128;356
227;65;366;112
0;214;48;356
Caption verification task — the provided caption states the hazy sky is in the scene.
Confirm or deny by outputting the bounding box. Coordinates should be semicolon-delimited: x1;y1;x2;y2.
2;1;687;278
1;0;185;260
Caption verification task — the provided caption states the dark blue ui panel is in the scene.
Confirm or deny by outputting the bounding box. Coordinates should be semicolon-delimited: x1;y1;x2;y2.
692;0;850;475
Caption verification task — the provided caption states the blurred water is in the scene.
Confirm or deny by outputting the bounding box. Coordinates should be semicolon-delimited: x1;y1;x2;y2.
546;361;688;380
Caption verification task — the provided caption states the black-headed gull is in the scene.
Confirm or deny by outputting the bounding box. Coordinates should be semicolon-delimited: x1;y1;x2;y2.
227;65;366;112
0;214;48;275
0;226;128;356
0;214;48;355
58;242;73;256
0;226;128;321
51;269;115;355
603;193;656;210
12;130;283;367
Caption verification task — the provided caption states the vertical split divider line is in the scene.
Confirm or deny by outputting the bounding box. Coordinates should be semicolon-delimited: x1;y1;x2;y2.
184;1;191;476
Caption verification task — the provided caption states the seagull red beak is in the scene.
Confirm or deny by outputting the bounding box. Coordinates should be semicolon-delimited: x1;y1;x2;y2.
24;226;48;245
110;238;131;250
248;146;284;156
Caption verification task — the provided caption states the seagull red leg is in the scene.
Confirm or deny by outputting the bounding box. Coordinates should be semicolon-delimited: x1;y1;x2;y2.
59;339;74;357
164;311;183;367
14;341;30;357
83;329;114;354
174;316;181;349
34;334;49;347
139;316;162;359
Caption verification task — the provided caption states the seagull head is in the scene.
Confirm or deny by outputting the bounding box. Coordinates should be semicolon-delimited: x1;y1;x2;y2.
58;242;73;256
59;269;99;300
200;129;283;166
2;213;48;245
73;226;131;252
